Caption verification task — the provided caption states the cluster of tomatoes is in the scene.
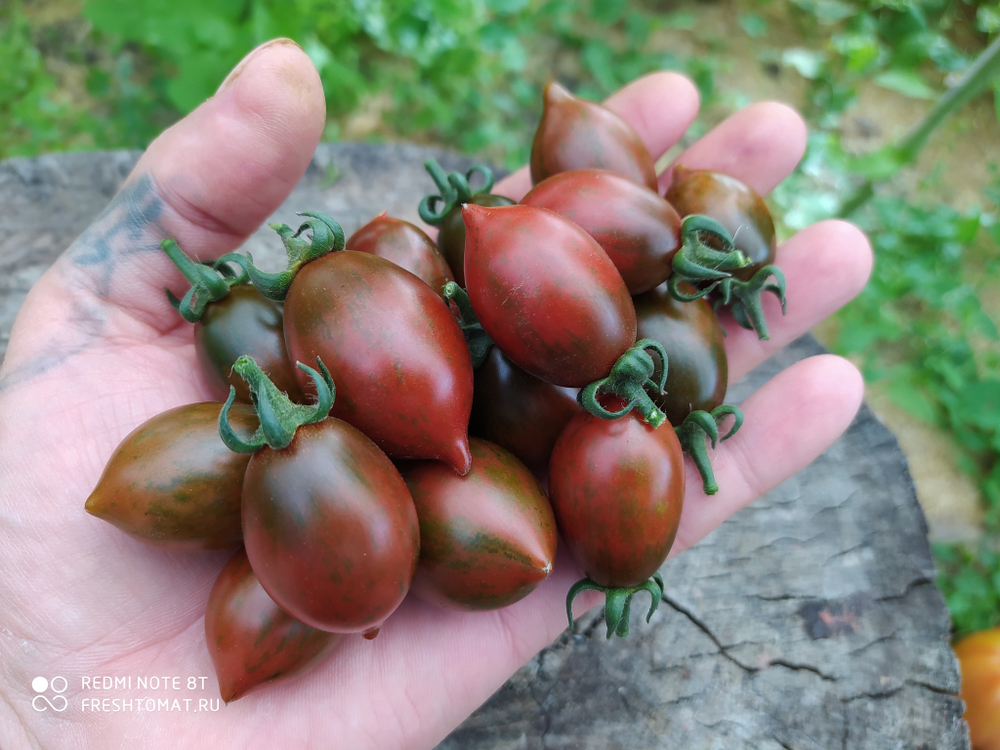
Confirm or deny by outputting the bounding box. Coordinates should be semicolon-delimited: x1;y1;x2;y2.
85;81;785;703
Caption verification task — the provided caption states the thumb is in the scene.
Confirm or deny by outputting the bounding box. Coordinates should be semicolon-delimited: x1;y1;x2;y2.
3;38;325;376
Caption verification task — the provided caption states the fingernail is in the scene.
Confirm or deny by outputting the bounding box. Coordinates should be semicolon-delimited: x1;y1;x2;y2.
216;38;302;95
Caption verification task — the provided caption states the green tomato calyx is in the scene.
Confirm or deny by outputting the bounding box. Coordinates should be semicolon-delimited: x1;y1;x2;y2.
441;281;493;368
161;240;250;323
668;215;750;291
245;212;345;302
566;573;665;639
674;405;744;495
577;339;668;428
418;159;497;226
712;265;787;341
219;355;336;453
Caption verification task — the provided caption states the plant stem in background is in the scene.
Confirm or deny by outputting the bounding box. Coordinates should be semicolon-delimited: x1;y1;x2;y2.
839;35;1000;218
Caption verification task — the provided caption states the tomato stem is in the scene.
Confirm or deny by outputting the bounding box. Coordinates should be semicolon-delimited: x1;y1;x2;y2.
245;212;345;302
441;282;493;368
418;159;498;226
712;265;787;340
161;240;247;323
219;355;336;453
675;405;744;495
577;339;668;427
566;573;665;639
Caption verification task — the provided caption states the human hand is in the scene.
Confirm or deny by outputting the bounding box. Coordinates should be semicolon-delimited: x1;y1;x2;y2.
0;39;871;750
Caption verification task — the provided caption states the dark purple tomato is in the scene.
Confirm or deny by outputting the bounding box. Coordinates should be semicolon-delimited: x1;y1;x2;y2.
345;212;455;297
438;193;515;288
521;169;681;294
242;418;420;633
282;250;474;474
665;166;777;280
530;81;657;191
195;284;304;404
85;402;258;552
205;548;341;703
462;203;637;389
548;406;685;589
469;346;579;478
400;438;557;611
633;282;728;426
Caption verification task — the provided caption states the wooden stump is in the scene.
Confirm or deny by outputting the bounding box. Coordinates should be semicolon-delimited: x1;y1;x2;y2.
0;145;970;749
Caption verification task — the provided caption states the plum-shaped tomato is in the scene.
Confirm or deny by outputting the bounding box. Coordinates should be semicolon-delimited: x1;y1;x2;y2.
345;211;454;296
418;160;515;287
401;439;558;611
248;213;475;475
462;203;636;389
85;401;258;552
549;405;685;638
530;81;657;191
521;168;681;295
470;346;579;479
205;548;340;702
665;166;787;340
221;356;420;634
162;241;303;403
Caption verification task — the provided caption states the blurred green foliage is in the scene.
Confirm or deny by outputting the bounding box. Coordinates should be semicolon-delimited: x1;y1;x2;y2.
2;0;1000;635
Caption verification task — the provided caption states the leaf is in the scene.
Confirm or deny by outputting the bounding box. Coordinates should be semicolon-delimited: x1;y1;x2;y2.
873;69;937;100
738;14;767;38
782;48;827;80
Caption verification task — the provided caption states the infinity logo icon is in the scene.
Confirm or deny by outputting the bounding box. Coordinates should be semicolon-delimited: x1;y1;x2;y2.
31;676;68;712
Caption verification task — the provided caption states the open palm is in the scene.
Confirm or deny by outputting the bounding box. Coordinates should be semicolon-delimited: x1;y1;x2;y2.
0;40;871;750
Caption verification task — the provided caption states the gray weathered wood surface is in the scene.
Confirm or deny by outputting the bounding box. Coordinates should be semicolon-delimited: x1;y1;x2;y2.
0;145;969;749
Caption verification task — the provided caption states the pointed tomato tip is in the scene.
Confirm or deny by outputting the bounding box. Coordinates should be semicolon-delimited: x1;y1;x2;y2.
446;438;473;476
84;493;103;517
544;80;570;103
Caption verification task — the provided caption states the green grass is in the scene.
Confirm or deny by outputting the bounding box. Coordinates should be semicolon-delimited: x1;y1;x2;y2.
3;0;1000;637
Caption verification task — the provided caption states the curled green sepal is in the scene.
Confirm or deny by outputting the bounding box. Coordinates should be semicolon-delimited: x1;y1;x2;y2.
418;159;496;226
712;265;787;341
577;339;668;428
218;355;336;454
674;405;744;495
566;573;665;639
161;239;242;323
668;215;750;293
245;211;346;302
441;282;493;368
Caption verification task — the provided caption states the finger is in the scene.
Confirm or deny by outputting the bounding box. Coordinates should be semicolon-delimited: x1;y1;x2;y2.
724;219;874;383
660;101;807;196
496;71;701;201
15;39;325;342
672;354;865;552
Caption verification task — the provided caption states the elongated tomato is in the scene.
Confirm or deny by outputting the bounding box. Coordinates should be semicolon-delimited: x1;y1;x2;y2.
463;203;636;388
283;250;474;474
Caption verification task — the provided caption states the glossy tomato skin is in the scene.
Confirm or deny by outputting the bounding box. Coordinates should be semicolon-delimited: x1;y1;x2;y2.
470;346;579;478
438;193;515;288
955;627;1000;750
548;408;685;588
463;203;637;389
205;548;341;703
530;81;657;191
196;284;304;404
345;212;454;297
521;169;681;295
85;402;258;552
666;166;777;281
283;250;474;474
633;282;728;425
401;438;558;611
242;418;420;633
